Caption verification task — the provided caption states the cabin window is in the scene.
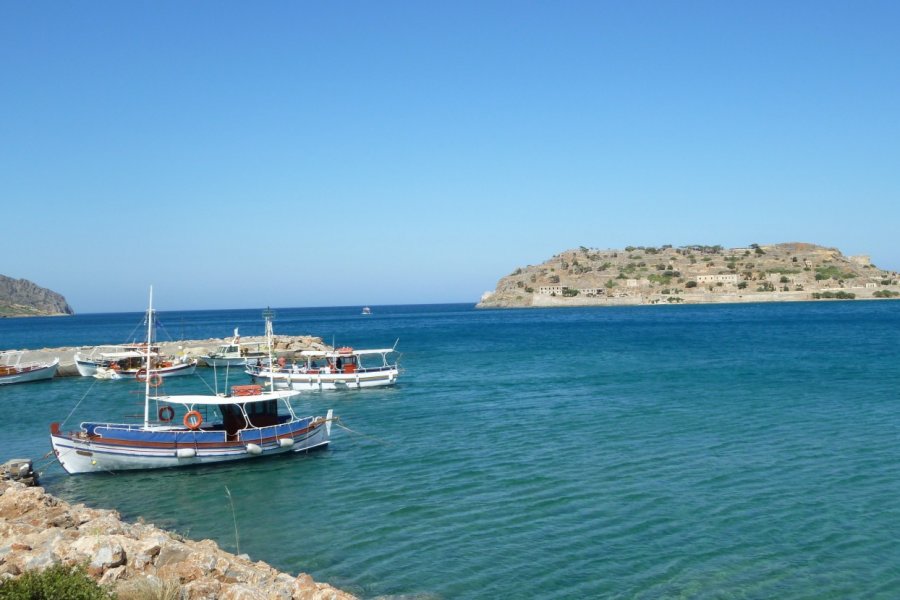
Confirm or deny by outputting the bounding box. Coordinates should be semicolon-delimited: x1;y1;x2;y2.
244;400;279;427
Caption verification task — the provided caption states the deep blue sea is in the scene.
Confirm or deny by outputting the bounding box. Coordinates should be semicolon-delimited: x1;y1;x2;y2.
3;301;900;599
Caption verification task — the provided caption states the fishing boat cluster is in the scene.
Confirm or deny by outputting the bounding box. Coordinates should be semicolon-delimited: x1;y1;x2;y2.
2;292;400;477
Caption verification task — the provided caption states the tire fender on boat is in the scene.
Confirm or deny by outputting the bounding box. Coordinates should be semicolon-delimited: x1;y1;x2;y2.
158;406;175;422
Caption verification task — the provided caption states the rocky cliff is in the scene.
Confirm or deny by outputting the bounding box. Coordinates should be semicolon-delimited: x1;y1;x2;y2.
0;480;355;599
478;242;900;308
0;275;74;317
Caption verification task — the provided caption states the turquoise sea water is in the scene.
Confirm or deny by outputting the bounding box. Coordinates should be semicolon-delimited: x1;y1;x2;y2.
2;301;900;598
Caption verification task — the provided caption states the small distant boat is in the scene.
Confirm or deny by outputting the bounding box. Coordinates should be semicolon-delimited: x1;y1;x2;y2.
0;351;59;385
246;343;400;391
200;328;267;368
361;306;372;315
49;290;333;474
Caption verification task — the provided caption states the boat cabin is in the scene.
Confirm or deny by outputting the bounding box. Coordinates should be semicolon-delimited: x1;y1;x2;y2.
210;342;265;358
291;347;397;374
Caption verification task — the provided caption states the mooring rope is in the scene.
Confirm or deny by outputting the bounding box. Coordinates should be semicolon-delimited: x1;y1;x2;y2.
331;416;392;445
60;376;101;428
32;450;59;474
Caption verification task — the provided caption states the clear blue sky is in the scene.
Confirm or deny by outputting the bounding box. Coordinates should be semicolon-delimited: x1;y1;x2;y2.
3;1;899;313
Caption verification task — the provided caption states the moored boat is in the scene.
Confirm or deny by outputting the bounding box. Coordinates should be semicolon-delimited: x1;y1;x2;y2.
200;328;267;368
0;351;59;385
49;290;333;474
50;386;332;473
76;344;196;379
246;344;400;391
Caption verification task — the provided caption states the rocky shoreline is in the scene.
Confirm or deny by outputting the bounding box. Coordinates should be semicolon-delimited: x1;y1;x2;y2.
478;242;900;309
0;479;355;599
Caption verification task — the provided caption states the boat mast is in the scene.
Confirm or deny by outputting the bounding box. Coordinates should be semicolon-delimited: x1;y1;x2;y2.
263;307;276;391
144;286;153;428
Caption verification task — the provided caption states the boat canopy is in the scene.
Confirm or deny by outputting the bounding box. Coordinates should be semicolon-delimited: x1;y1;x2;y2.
151;390;296;406
99;350;158;359
299;349;394;358
0;351;25;367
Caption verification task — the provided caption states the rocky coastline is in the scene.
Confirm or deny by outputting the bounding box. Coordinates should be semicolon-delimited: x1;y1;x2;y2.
478;242;900;309
0;478;355;599
0;276;73;318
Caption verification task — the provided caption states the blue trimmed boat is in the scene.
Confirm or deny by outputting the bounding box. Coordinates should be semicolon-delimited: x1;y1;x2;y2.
49;290;332;474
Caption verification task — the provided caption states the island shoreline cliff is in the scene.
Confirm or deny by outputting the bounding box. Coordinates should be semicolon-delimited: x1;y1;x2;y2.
478;242;900;309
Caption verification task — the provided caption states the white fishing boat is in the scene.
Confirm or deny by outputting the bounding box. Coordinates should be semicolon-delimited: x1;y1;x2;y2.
74;344;155;377
246;343;400;391
76;344;196;379
200;328;267;368
361;306;372;315
0;351;59;385
50;291;333;474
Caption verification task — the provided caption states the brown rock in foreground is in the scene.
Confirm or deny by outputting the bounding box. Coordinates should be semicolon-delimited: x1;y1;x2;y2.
0;480;355;599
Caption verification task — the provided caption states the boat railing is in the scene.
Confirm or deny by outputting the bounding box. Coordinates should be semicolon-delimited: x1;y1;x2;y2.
246;363;397;376
13;359;53;372
238;417;313;443
1;352;55;371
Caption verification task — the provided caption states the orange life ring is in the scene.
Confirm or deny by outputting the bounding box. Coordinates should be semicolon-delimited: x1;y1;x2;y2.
184;410;203;430
137;369;163;387
158;406;175;422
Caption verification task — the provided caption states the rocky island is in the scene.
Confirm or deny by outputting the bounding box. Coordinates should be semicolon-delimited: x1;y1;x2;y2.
0;275;74;317
478;242;900;308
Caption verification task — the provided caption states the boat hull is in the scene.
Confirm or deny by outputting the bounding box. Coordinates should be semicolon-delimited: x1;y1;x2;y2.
77;359;197;379
247;367;399;391
50;414;331;474
74;357;100;377
0;359;59;385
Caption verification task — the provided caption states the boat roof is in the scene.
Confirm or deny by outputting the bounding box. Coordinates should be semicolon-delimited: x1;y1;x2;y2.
216;341;264;348
151;390;297;406
100;351;158;359
93;344;159;350
299;348;394;357
0;351;24;366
